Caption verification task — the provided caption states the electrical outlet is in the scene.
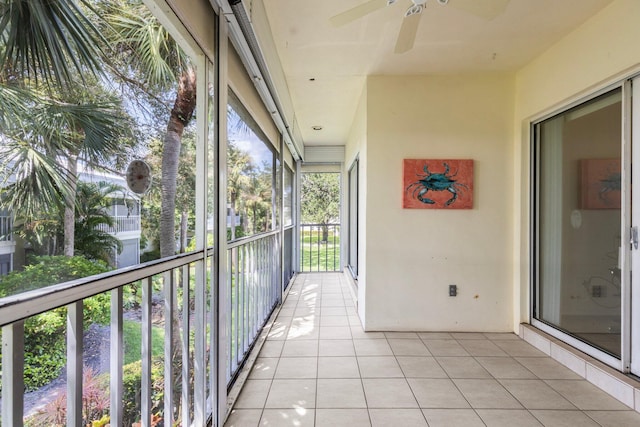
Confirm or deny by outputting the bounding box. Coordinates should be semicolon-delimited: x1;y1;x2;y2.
592;285;603;298
449;284;457;297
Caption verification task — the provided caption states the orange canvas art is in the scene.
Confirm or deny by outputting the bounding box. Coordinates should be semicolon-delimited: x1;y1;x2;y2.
403;159;474;209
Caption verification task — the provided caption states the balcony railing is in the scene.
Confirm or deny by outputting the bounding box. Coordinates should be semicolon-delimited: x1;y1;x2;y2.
0;230;286;424
96;215;141;234
300;223;340;272
0;215;12;242
0;252;213;426
227;231;281;383
283;226;295;288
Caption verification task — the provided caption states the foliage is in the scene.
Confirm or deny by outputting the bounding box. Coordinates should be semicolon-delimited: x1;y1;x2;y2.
0;255;109;297
0;0;107;86
226;106;275;240
226;225;246;241
141;130;197;258
95;0;188;93
0;0;136;258
0;256;110;391
11;181;125;264
124;320;164;365
73;181;124;262
301;173;340;241
123;357;165;426
24;368;110;427
0;82;135;224
21;312;67;391
24;393;66;427
0;1;195;416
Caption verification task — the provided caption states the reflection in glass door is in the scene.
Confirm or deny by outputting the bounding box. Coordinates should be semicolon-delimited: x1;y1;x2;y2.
533;88;623;359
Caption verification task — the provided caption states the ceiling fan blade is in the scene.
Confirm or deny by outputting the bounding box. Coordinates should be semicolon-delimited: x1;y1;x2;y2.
447;0;510;20
330;0;392;27
394;7;422;54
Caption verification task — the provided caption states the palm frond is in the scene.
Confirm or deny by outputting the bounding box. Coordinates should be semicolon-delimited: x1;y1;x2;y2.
32;98;131;163
103;2;186;89
0;141;73;219
0;85;131;161
0;84;31;129
73;181;124;263
0;0;107;86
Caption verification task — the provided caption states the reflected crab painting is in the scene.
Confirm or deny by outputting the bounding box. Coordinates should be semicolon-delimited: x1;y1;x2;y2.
403;159;474;209
580;158;621;209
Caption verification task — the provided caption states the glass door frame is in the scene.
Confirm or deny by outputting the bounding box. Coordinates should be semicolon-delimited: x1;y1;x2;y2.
529;80;633;373
630;78;640;376
347;157;359;280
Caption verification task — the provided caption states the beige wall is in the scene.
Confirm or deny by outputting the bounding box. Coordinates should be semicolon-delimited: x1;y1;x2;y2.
360;73;515;331
228;43;281;150
166;0;215;60
514;0;640;325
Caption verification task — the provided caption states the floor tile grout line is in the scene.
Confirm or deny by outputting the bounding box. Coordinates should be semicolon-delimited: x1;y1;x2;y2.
229;274;640;426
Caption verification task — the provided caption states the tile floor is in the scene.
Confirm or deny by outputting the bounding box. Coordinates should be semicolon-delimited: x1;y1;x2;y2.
224;273;640;427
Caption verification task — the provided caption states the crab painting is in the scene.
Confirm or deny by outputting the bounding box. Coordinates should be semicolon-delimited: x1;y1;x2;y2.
402;159;473;209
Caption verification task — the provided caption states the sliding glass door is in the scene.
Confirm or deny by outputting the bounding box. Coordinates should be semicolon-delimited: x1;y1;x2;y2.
533;87;625;364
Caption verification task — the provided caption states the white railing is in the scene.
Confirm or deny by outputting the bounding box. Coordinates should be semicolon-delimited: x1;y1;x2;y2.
0;252;213;426
0;216;12;242
0;234;287;425
300;223;341;272
227;231;281;383
96;215;141;234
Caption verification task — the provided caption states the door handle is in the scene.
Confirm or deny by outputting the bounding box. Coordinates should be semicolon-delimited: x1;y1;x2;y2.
632;226;639;250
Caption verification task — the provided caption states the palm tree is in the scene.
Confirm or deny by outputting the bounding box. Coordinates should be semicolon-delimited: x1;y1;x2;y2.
0;0;107;87
95;5;197;420
1;0;192;261
73;181;124;264
13;181;124;264
227;142;254;240
0;86;131;255
0;3;193;421
0;1;132;256
98;0;197;259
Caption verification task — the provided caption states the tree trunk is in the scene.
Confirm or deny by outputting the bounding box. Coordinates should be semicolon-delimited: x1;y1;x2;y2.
321;224;329;243
252;202;257;234
159;68;196;259
63;154;78;256
179;210;188;253
158;68;196;422
242;208;248;237
229;192;237;241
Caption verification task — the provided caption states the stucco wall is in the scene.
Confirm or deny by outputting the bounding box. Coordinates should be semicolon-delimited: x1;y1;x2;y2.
362;73;515;331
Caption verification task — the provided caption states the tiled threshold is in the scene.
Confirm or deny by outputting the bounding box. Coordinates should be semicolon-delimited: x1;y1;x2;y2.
519;324;640;413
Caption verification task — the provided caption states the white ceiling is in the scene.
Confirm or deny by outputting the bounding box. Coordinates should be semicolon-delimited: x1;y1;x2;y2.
260;0;614;147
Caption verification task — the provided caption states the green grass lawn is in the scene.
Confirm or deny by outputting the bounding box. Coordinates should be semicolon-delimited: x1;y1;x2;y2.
300;231;340;272
123;320;165;365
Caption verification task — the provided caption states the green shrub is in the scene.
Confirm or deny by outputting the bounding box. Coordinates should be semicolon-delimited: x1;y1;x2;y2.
140;249;160;263
122;357;165;426
0;255;110;298
0;256;111;391
22;308;67;390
